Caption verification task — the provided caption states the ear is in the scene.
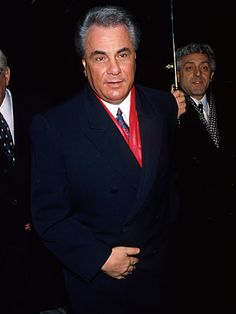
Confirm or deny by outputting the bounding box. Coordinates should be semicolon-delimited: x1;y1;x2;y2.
82;59;87;77
210;71;214;81
4;66;10;86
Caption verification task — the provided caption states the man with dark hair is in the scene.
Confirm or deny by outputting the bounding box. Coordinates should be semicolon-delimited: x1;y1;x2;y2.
30;5;186;314
172;42;236;314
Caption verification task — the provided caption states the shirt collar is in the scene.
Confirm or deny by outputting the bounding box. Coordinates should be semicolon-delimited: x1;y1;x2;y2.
190;94;207;107
102;92;131;125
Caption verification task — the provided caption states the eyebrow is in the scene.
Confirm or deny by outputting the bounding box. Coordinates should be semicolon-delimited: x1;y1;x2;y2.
90;47;132;57
117;47;132;54
183;61;210;66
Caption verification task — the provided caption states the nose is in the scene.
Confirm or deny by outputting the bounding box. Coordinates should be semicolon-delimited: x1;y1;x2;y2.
107;58;121;75
194;66;201;76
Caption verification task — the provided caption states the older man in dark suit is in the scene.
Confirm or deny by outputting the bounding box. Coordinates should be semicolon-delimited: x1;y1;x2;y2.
30;5;187;314
0;49;67;314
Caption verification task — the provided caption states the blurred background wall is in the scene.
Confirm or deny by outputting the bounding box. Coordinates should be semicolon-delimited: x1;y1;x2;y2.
1;0;235;103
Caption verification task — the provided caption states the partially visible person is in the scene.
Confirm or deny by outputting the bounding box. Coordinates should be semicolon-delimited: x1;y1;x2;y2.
171;42;236;314
0;49;67;313
30;5;186;314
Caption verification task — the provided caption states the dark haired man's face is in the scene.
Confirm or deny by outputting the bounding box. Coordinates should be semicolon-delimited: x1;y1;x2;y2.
177;53;214;100
82;24;136;105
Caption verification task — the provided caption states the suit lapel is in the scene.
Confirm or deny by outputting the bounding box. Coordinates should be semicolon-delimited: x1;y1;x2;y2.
186;96;219;148
82;86;164;220
83;87;141;190
123;88;163;222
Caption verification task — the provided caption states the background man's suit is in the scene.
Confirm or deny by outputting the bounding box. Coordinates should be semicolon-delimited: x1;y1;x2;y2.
0;89;67;313
172;86;236;314
31;84;179;314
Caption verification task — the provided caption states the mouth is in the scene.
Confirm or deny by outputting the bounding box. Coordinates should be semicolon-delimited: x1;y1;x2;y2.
192;79;202;84
106;80;123;87
107;79;122;84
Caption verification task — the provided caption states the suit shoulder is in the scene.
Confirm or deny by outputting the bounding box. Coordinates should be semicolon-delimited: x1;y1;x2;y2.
135;84;177;115
33;91;83;120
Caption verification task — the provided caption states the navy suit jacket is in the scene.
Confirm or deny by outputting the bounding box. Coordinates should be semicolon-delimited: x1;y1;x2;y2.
31;84;179;313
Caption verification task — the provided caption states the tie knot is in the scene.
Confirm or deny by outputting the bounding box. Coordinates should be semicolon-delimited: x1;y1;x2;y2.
116;107;123;117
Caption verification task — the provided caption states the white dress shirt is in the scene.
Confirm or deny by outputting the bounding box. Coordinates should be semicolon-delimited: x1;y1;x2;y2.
191;95;209;122
0;88;15;143
102;92;131;126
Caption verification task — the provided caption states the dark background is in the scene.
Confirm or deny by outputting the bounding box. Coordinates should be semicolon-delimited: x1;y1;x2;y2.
1;0;235;103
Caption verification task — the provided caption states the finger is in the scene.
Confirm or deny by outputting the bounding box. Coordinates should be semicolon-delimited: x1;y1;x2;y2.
126;246;140;256
130;257;139;265
118;275;125;280
129;265;136;272
127;265;134;275
171;84;177;93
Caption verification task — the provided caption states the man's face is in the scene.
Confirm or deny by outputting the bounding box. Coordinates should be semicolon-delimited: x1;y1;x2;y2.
0;66;10;106
177;53;214;100
82;24;136;104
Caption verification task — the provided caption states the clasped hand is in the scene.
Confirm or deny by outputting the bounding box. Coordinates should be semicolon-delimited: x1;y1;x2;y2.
101;246;140;280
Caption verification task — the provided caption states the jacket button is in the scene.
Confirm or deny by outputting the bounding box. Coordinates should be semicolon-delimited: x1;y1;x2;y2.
12;199;18;206
192;156;199;164
123;226;128;233
110;187;118;193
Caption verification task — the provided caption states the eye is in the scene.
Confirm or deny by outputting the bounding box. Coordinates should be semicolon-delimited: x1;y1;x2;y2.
200;65;210;72
94;55;107;62
119;52;128;58
184;65;194;72
117;49;132;61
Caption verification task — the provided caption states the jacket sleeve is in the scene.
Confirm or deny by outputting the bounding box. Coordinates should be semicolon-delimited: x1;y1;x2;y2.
30;113;111;282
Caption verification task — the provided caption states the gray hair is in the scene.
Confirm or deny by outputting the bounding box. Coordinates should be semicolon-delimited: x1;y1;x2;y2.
176;43;216;71
74;5;141;57
0;49;8;72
